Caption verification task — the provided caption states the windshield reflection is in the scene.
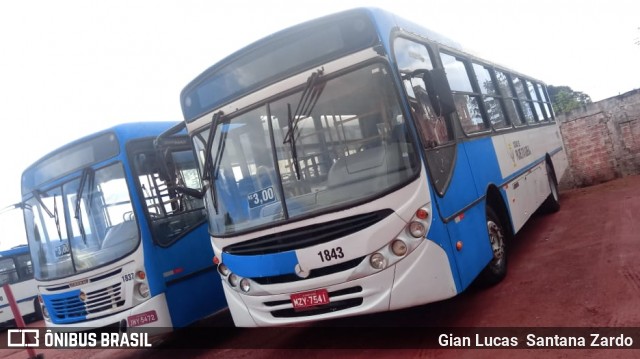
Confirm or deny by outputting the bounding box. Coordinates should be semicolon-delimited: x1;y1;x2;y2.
24;163;139;280
195;63;420;236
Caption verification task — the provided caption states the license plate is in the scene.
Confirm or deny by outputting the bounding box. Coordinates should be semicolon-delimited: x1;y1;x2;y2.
291;289;330;310
127;310;158;327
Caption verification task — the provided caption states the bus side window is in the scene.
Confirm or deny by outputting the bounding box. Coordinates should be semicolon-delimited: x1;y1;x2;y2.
394;37;453;148
410;83;450;148
16;254;34;280
440;52;489;134
0;258;18;285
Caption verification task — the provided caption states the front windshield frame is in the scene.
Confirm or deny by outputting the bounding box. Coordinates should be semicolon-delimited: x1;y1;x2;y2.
193;60;421;237
23;161;141;281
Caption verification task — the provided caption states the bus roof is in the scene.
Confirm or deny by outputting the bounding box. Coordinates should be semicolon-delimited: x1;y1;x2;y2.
0;244;29;258
180;7;544;122
21;121;181;194
179;7;474;121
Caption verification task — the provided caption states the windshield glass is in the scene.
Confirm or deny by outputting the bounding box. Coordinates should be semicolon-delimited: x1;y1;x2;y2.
181;11;376;121
24;163;139;280
194;63;419;236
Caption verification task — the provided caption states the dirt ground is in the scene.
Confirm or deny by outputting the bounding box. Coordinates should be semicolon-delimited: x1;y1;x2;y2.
2;175;639;359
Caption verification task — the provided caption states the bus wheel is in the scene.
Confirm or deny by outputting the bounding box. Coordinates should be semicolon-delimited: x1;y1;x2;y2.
32;298;43;321
478;207;507;286
541;161;560;213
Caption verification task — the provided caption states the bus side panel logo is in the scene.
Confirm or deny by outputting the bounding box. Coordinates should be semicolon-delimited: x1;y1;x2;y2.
7;329;39;347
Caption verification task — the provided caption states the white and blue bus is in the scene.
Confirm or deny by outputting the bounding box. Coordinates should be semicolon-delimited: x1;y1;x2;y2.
0;245;41;326
19;122;226;331
180;8;568;326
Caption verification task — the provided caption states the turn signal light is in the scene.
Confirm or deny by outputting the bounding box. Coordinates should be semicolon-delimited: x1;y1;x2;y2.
416;208;429;220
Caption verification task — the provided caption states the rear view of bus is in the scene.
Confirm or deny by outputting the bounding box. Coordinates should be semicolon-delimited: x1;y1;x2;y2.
20;122;226;331
181;8;566;327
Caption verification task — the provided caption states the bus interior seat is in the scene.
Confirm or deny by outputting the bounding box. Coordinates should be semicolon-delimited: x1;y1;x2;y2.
101;220;138;250
217;167;265;224
326;143;406;192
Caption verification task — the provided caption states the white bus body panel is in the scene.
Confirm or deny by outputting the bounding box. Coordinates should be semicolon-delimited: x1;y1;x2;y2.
0;280;38;323
492;125;568;232
225;238;456;327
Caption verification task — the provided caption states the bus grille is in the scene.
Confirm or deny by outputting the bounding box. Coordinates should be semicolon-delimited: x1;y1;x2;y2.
224;209;393;255
46;283;125;324
251;256;365;284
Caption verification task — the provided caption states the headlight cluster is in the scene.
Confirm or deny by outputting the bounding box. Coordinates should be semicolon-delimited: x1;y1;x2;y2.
39;295;50;322
367;205;431;271
134;270;150;299
217;262;251;293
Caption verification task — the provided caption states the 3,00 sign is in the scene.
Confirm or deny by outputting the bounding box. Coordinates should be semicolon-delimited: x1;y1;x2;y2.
247;186;276;209
317;247;344;263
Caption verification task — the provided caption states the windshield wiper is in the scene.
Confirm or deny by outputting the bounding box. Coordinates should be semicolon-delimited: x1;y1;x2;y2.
32;190;63;241
74;167;94;245
201;111;224;214
283;68;326;180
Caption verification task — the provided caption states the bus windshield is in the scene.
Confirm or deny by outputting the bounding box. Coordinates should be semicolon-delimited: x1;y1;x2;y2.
194;63;420;236
24;162;139;280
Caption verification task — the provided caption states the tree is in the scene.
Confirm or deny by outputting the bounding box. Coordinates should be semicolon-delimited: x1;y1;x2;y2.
547;85;592;114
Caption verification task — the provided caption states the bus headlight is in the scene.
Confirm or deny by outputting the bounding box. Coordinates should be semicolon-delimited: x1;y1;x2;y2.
370;253;386;270
408;221;426;238
137;283;150;298
240;278;251;293
42;305;50;320
218;263;230;277
390;239;408;256
228;273;240;287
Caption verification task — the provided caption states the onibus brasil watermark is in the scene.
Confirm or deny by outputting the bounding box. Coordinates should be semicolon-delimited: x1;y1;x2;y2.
7;329;152;348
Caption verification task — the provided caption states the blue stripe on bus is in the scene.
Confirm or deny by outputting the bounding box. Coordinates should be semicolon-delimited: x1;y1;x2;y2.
0;295;38;310
221;251;298;278
463;137;505;194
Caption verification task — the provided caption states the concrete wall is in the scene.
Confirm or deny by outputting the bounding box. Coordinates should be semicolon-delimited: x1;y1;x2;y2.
557;89;640;188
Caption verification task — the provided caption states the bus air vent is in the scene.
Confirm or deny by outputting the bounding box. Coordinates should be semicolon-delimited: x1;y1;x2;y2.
224;209;393;255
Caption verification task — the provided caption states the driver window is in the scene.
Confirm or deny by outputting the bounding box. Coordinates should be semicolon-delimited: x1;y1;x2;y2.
134;144;206;246
394;37;452;148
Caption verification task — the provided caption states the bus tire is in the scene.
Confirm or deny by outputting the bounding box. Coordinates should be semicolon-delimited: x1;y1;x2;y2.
478;207;507;286
32;298;43;321
541;161;560;213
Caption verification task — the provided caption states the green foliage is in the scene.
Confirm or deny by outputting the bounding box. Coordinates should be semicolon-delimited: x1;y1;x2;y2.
547;85;592;114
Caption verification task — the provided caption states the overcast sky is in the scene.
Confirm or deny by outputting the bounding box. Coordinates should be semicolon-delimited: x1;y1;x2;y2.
0;0;638;249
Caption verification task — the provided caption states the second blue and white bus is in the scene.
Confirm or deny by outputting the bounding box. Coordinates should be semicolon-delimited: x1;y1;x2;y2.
180;8;568;326
20;122;226;331
0;245;41;326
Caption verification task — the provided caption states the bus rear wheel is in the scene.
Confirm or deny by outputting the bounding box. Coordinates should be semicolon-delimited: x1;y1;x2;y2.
541;161;560;213
32;298;43;322
478;207;507;286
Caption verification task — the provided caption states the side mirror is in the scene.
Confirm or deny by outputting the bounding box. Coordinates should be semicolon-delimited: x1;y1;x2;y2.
422;68;457;116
